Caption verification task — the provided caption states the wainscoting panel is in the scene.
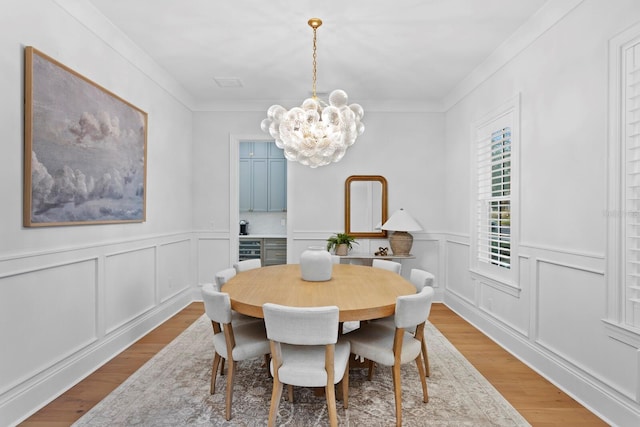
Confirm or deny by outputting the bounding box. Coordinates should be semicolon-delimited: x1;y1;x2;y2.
104;247;156;334
536;259;605;356
477;281;529;338
196;235;231;286
1;235;195;426
445;238;473;304
535;258;638;400
0;258;97;395
421;230;640;424
400;238;440;284
158;239;191;303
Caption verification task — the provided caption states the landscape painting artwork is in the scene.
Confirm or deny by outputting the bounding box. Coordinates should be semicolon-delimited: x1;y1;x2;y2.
24;47;147;227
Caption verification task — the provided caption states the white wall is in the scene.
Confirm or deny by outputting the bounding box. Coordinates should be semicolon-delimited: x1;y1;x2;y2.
0;1;195;425
444;1;640;425
191;110;447;289
5;0;639;426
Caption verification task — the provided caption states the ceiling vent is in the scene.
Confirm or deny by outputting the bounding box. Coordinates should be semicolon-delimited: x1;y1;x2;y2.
214;78;243;88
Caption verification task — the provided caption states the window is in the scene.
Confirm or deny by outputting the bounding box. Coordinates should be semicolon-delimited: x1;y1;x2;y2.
478;127;512;269
608;23;640;332
471;95;519;284
623;43;640;328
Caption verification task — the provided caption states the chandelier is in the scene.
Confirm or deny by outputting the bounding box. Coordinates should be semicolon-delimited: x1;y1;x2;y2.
261;18;365;168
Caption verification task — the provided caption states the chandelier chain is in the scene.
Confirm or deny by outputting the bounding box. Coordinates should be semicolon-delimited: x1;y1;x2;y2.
312;26;318;99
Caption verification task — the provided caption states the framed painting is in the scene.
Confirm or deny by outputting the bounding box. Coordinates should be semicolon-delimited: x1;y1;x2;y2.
24;46;147;227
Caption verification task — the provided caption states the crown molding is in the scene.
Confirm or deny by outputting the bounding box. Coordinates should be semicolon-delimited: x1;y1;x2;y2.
56;0;584;115
53;0;196;109
442;0;585;111
191;98;445;113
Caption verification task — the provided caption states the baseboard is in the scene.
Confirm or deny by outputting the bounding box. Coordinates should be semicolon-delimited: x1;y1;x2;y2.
2;289;193;427
444;292;640;427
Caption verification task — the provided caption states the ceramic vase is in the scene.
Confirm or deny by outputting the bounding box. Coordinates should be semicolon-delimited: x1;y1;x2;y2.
300;246;333;281
335;244;349;256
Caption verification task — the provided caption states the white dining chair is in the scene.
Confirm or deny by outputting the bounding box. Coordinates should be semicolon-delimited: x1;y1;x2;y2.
409;268;435;292
376;268;435;375
202;286;271;421
214;267;237;289
347;286;434;427
409;269;435;375
263;303;350;427
372;258;402;274
233;258;262;272
211;267;262;326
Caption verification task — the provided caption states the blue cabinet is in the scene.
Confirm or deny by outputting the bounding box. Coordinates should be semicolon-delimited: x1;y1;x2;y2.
240;142;286;212
269;142;285;159
239;159;251;212
268;159;286;212
240;142;269;159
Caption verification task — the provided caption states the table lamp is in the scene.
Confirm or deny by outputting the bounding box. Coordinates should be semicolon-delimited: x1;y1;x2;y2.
381;208;422;256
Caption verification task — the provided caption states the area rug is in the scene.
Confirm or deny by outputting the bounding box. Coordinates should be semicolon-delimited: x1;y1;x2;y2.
73;315;530;426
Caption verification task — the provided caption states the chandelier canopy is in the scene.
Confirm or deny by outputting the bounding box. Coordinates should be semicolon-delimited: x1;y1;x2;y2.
261;18;365;168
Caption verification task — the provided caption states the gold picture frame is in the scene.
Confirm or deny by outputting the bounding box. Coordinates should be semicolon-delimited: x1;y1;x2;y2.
345;175;388;238
24;46;148;227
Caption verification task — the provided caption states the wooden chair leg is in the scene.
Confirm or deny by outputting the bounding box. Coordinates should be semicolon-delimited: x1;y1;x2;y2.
264;354;271;376
342;358;349;409
211;353;221;394
225;360;236;420
415;354;429;403
367;359;375;381
220;358;226;375
422;338;430;377
416;355;429;403
325;384;338;427
287;384;294;402
392;363;403;427
267;379;283;427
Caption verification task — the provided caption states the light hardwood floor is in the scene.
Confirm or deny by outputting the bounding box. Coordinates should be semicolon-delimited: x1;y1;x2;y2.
20;302;607;426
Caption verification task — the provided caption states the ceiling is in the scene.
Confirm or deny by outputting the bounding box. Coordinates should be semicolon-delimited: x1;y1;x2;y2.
87;0;549;111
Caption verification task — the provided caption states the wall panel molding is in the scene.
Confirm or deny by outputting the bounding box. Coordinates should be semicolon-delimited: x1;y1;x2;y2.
443;229;638;423
0;258;98;396
520;242;605;263
0;255;98;280
446;293;634;425
0;231;195;264
1;233;195;426
158;239;192;303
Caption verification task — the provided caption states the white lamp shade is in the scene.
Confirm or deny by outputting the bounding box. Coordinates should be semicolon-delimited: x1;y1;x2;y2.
381;209;422;232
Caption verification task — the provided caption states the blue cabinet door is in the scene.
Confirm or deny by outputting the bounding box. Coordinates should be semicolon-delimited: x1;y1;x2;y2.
239;142;286;212
239;159;251;212
268;159;287;211
251;159;269;212
240;141;269;159
269;143;285;159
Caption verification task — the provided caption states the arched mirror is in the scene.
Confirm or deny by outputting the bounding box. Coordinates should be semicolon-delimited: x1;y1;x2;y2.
345;175;388;238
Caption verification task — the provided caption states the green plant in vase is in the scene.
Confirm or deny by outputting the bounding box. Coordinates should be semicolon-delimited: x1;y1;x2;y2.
326;233;358;256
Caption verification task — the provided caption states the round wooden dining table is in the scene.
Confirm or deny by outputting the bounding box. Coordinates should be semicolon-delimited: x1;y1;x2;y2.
222;263;415;322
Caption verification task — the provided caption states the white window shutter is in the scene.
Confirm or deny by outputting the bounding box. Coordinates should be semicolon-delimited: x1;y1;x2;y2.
624;40;640;328
477;127;512;269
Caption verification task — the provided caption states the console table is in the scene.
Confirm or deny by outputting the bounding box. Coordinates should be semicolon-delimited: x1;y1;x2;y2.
338;253;415;266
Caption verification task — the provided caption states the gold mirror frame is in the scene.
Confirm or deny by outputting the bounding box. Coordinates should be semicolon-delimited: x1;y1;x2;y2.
345;175;388;238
